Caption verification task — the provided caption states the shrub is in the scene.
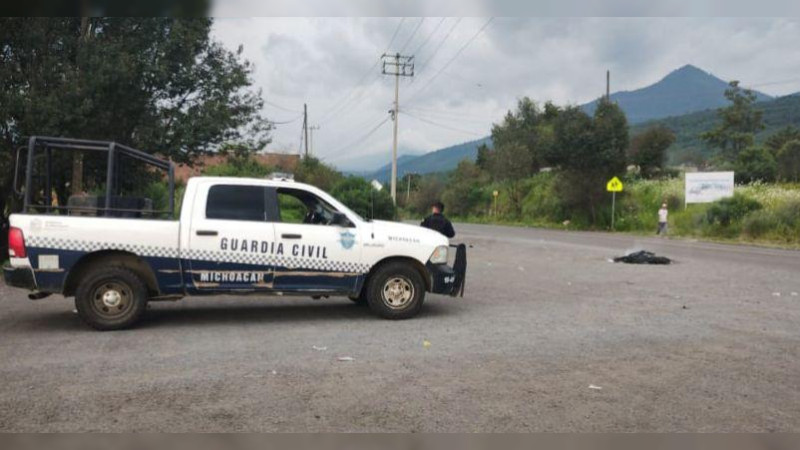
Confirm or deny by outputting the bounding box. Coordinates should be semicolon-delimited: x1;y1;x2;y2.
742;211;780;239
521;172;565;223
705;193;762;227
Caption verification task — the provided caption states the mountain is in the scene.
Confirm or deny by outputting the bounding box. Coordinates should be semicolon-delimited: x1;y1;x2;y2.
581;64;772;124
366;137;492;182
333;150;423;174
353;65;781;178
630;92;800;163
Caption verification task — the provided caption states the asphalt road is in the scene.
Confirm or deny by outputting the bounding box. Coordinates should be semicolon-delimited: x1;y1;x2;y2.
1;223;799;432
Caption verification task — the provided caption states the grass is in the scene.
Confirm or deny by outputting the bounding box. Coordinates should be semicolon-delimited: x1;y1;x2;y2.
436;178;800;250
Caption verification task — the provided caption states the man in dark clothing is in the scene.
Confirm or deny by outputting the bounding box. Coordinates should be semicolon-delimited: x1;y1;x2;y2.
420;201;455;238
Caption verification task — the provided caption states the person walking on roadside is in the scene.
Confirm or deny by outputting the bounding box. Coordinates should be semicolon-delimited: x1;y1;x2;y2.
421;201;455;238
657;202;669;236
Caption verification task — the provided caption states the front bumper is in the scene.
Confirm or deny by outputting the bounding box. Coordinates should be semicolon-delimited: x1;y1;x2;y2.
3;265;37;290
427;244;467;297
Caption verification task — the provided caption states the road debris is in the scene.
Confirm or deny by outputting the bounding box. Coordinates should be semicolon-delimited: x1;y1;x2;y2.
613;250;671;265
337;356;354;362
271;370;277;375
423;340;431;349
312;345;327;351
589;384;603;390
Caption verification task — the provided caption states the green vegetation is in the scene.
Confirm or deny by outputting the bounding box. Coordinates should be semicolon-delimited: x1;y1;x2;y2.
1;17;271;243
399;85;800;247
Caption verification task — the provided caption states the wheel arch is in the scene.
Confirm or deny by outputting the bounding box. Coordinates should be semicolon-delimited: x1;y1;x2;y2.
361;256;431;293
62;250;160;298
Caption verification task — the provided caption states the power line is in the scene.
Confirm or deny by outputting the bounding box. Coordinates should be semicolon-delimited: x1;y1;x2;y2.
399;17;425;53
328;116;391;155
269;113;304;125
316;18;407;125
400;110;482;136
403;107;494;124
411;17;446;57
414;18;462;77
407;18;494;103
264;98;302;114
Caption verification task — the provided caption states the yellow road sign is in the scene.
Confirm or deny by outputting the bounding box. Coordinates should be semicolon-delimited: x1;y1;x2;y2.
606;176;623;192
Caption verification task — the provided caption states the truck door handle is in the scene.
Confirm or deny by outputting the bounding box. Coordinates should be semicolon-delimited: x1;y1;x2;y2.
196;230;218;236
281;233;302;239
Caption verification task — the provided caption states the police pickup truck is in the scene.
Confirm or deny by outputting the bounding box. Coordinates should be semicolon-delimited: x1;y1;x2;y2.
3;137;466;330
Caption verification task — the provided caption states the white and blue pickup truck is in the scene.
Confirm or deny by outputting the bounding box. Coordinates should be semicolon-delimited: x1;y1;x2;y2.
3;137;466;330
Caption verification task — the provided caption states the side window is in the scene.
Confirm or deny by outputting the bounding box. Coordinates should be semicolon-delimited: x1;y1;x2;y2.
275;188;347;226
206;185;266;221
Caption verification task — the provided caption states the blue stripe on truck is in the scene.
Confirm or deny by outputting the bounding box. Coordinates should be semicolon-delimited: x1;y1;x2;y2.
25;246;363;297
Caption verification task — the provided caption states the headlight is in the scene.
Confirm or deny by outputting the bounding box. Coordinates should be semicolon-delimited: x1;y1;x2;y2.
429;245;448;264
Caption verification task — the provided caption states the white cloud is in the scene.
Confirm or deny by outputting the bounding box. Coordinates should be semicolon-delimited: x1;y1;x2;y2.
211;17;800;168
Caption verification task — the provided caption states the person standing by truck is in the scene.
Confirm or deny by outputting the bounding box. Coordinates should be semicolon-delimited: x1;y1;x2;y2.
657;202;668;236
421;201;455;238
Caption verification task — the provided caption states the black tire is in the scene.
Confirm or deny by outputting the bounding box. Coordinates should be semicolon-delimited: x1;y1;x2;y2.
365;262;426;320
74;266;148;330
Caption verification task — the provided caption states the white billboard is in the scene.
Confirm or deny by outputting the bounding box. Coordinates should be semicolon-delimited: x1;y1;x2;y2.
685;171;735;204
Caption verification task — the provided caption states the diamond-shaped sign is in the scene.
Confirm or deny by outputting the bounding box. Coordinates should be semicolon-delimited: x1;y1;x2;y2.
606;176;623;192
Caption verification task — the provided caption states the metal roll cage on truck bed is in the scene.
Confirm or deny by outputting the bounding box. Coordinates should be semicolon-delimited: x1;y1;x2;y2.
4;136;466;330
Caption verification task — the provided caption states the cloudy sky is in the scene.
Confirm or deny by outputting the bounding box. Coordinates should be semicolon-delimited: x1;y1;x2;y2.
211;17;800;169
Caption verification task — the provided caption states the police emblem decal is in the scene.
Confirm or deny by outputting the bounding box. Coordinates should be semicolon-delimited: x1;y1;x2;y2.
339;231;356;250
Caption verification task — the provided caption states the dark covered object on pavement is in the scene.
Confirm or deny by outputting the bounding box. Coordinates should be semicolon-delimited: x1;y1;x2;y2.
614;250;671;265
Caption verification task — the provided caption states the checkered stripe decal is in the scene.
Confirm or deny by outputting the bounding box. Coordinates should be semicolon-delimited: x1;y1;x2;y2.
27;236;180;258
26;236;371;273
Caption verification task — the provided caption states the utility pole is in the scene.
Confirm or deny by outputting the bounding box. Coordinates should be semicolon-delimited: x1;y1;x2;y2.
606;70;610;100
382;53;414;205
303;103;309;157
406;173;413;204
309;125;320;156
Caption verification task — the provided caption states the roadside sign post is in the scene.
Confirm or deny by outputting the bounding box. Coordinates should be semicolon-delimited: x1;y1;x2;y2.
606;176;623;230
492;190;499;216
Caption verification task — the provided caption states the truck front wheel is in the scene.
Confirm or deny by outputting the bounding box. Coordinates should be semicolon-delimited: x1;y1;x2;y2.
366;262;425;320
74;267;148;330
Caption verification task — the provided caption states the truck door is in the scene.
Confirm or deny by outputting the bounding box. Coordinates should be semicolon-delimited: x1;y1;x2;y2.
186;183;276;293
267;186;363;293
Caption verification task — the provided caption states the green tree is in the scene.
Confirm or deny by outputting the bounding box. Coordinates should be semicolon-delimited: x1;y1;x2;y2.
488;142;534;217
441;160;490;217
409;175;445;215
490;97;545;172
550;100;628;225
764;126;800;156
294;156;343;191
776;140;800;182
475;143;492;171
735;147;777;183
0;17;270;212
330;176;395;220
628;126;675;178
701;81;765;162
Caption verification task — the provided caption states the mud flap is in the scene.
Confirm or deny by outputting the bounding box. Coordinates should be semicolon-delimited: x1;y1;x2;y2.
450;243;467;297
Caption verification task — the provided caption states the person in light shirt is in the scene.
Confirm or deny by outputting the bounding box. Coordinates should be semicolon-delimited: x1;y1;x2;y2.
657;203;668;236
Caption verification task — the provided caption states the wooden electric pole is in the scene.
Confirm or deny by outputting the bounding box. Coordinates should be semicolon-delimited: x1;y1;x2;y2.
606;70;610;100
381;53;414;205
303;103;309;157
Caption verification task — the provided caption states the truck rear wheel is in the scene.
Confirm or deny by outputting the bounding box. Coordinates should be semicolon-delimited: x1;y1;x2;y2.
74;267;148;330
366;262;425;319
